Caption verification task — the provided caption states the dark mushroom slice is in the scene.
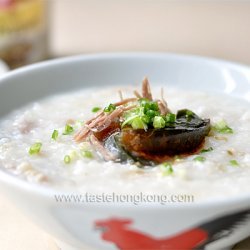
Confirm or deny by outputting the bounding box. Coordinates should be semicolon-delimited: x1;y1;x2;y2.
120;109;211;162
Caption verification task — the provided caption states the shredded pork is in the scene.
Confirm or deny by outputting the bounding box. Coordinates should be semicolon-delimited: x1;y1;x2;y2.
142;77;153;100
74;78;170;161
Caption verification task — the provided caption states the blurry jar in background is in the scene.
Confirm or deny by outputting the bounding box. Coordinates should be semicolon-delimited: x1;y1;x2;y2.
0;0;49;69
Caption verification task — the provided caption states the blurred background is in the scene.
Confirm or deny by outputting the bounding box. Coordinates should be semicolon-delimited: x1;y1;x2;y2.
1;0;250;69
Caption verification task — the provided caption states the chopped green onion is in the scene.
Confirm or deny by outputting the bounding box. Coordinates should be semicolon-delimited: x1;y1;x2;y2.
122;114;139;128
64;155;71;164
146;110;156;118
213;120;233;134
51;130;59;140
81;150;93;159
153;116;165;129
92;107;101;113
104;103;116;113
229;159;239;167
186;110;195;121
160;162;174;176
147;101;159;111
29;142;42;155
131;117;147;130
200;147;213;153
193;156;206;162
141;115;150;124
140;99;159;111
122;99;164;130
186;110;194;117
165;113;176;123
63;124;74;135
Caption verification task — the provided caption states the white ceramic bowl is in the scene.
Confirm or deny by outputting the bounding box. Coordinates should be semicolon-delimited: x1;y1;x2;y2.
0;59;8;76
0;53;250;250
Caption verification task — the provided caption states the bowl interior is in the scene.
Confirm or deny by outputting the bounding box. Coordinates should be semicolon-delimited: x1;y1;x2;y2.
0;53;250;119
1;53;250;206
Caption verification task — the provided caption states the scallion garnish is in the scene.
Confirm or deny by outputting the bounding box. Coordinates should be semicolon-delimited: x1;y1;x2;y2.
160;162;174;176
122;114;139;128
121;98;205;134
139;99;159;111
213;120;233;134
165;113;176;123
193;156;206;162
104;103;116;113
51;130;59;140
122;99;167;130
29;142;42;155
63;124;74;135
141;115;150;124
153;116;166;129
64;155;71;164
92;107;101;113
229;159;239;167
131;117;147;130
146;110;156;118
81;150;93;159
186;110;194;117
200;147;213;153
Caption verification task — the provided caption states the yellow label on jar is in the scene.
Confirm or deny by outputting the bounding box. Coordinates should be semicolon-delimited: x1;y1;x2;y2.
0;0;45;34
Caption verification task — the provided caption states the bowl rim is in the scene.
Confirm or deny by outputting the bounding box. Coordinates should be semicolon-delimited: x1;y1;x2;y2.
0;52;250;209
0;59;9;76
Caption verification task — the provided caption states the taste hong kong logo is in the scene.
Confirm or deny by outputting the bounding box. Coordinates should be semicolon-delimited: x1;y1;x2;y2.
95;209;250;250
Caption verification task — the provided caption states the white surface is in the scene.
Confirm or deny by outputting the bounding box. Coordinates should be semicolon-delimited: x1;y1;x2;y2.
0;193;59;250
0;53;250;250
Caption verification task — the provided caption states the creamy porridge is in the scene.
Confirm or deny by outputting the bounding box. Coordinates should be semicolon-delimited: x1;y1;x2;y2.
0;81;250;201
